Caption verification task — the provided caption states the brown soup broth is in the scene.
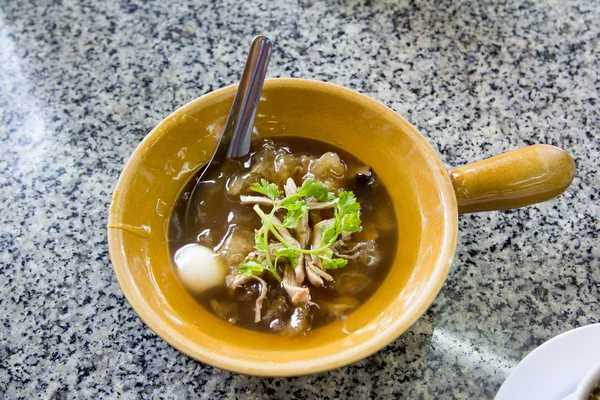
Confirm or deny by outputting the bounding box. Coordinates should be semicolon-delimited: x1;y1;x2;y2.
169;136;398;334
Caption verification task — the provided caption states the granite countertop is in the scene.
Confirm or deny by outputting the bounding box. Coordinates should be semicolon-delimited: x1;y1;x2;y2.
1;0;598;398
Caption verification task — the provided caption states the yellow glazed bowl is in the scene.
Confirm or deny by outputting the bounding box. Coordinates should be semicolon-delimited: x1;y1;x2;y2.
108;78;575;376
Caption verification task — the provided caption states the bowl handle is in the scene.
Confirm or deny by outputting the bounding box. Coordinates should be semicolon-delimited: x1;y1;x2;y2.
449;145;576;214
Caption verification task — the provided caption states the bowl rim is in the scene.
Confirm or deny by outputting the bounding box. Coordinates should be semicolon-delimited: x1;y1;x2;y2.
108;77;458;376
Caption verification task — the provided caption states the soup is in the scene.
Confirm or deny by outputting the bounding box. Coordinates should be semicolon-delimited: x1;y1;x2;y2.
168;137;398;335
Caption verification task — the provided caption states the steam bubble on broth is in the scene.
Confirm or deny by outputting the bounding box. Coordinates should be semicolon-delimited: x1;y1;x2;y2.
174;244;226;293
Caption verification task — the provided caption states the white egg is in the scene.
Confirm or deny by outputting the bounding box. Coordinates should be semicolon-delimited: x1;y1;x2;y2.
174;244;226;293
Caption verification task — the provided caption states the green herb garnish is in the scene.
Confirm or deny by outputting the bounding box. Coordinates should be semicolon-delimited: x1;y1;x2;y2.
238;177;362;281
250;179;281;201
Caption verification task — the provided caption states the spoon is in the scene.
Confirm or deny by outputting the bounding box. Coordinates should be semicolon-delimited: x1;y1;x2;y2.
184;35;273;224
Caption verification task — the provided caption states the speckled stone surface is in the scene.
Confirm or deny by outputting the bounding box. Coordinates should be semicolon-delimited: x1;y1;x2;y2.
0;0;598;398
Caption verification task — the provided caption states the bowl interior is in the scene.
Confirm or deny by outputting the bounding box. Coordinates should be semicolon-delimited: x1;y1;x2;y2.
108;78;457;376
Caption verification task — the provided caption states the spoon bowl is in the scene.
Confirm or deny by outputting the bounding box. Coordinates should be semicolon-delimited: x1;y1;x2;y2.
184;35;272;225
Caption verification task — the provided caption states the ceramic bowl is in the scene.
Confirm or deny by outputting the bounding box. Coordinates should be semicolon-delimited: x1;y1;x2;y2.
108;78;575;376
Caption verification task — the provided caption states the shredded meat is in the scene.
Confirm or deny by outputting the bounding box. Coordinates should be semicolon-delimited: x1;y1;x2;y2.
294;213;309;283
252;276;268;322
312;219;335;245
270;214;300;247
245;247;265;262
304;264;322;286
240;195;275;206
297;218;334;286
305;259;333;286
271;213;309;286
283;178;309;282
310;219;335;269
225;273;253;289
268;242;283;256
282;265;311;304
306;200;337;210
283;177;297;197
332;240;375;259
296;213;311;248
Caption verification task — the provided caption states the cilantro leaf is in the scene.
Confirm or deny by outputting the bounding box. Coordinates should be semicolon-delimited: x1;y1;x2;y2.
282;204;308;228
274;247;300;258
341;212;361;233
238;259;266;276
320;222;337;247
322;257;348;270
319;248;348;270
280;197;306;210
297;178;331;202
274;247;301;267
250;179;281;201
337;191;360;216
